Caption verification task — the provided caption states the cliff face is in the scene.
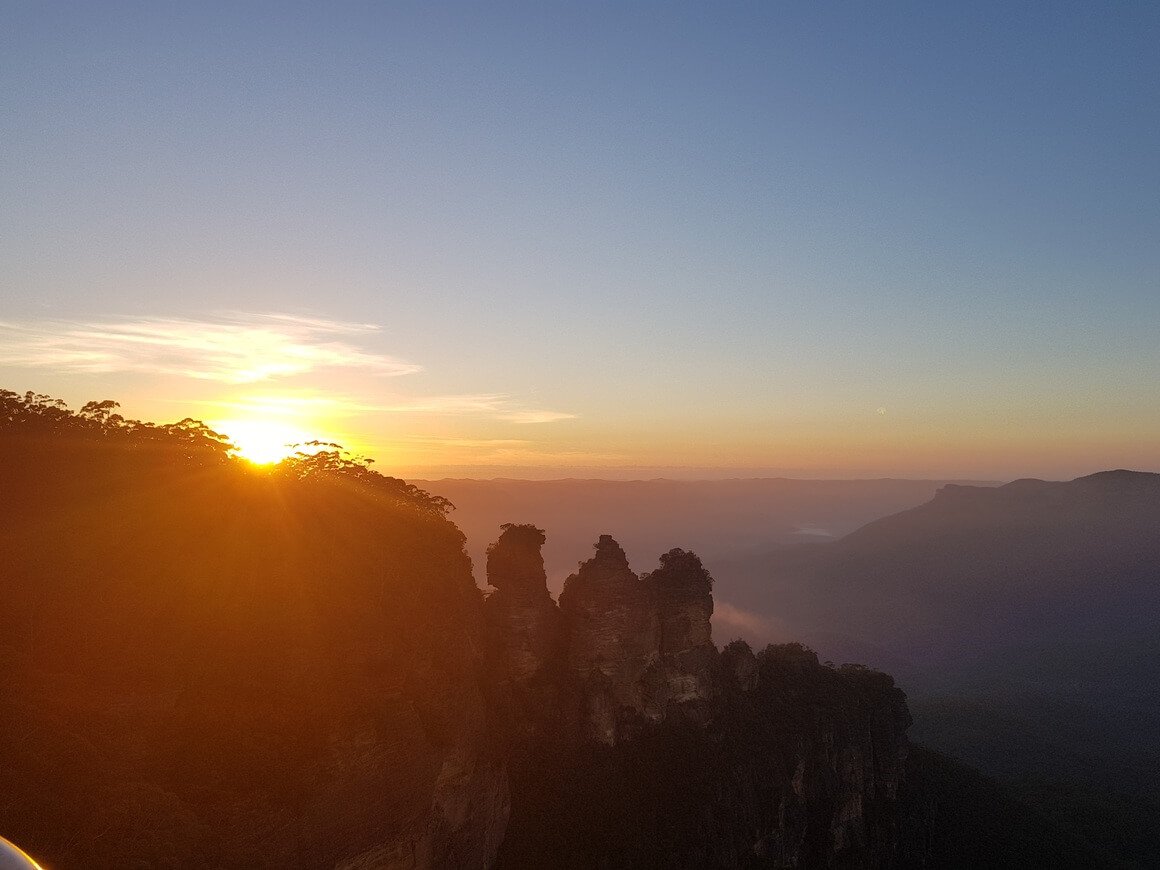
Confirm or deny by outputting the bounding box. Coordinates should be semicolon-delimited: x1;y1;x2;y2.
484;524;561;684
486;529;912;868
558;535;662;742
0;431;511;870
643;547;719;721
653;547;714;655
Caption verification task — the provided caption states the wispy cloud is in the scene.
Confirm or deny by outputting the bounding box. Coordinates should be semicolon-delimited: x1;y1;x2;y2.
393;436;623;465
397;436;534;448
713;601;793;645
713;602;772;636
0;313;419;384
208;392;390;418
374;394;511;414
373;393;576;423
501;409;577;424
0;312;577;426
212;391;576;424
792;525;835;538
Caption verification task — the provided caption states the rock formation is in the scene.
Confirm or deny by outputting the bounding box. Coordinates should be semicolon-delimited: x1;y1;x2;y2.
484;524;561;684
557;535;660;741
640;547;718;719
651;547;714;655
485;527;913;868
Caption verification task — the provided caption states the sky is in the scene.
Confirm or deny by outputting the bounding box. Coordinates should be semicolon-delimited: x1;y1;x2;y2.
2;1;1158;479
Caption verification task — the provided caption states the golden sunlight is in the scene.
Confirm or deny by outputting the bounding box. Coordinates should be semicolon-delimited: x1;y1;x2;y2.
215;418;312;465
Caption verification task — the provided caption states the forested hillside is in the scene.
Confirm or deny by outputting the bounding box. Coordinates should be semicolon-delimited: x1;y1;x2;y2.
0;391;507;867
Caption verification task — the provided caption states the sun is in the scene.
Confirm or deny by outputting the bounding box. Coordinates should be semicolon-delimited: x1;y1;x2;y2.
216;419;312;465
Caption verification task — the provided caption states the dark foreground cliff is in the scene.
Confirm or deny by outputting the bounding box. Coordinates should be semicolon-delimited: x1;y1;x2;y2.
0;393;509;868
1;392;913;868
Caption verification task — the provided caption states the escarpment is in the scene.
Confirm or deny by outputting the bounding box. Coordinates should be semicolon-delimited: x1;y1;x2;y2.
0;416;511;870
485;528;912;868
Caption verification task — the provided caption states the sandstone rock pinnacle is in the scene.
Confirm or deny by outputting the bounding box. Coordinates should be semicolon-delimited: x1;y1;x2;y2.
559;535;660;739
485;523;561;683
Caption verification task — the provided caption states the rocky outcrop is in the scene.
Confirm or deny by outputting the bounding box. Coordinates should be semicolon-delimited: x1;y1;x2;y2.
559;535;660;690
486;533;723;744
496;638;911;869
484;524;561;684
651;547;714;655
641;548;718;719
558;535;661;742
485;527;913;868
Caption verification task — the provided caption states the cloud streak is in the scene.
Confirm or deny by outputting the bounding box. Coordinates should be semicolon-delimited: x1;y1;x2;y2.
0;312;576;427
397;436;534;448
501;409;577;424
373;393;576;423
211;391;576;424
0;313;420;384
712;601;795;645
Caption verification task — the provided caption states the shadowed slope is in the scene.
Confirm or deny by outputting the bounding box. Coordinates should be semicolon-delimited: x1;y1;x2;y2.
0;391;507;869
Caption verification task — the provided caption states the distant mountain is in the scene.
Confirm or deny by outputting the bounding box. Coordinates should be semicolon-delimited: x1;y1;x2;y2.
713;470;1160;689
712;470;1160;866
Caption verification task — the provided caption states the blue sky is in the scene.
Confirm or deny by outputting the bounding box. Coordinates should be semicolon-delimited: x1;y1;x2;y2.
2;2;1158;477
